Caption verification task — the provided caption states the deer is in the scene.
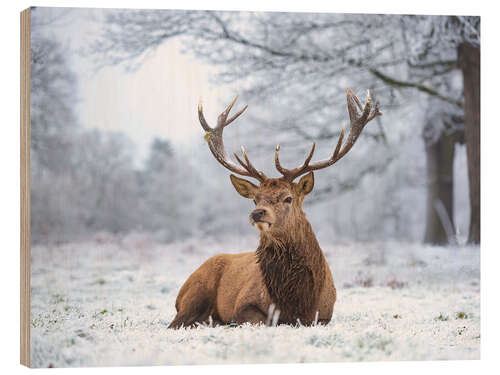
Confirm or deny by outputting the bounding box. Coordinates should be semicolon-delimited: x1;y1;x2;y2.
168;89;381;328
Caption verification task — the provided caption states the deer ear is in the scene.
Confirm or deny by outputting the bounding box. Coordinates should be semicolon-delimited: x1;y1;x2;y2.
230;174;258;199
298;172;314;195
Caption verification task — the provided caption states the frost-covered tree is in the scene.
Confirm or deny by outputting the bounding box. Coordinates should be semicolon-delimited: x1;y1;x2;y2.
30;35;78;173
190;13;479;244
90;10;479;244
458;41;480;244
30;25;81;242
397;16;480;244
72;130;140;235
138;138;185;240
31;9;143;242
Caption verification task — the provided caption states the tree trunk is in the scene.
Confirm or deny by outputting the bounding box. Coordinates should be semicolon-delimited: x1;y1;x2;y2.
458;43;480;244
423;127;456;245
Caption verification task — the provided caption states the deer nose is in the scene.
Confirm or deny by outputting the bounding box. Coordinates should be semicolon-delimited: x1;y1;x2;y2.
251;209;266;222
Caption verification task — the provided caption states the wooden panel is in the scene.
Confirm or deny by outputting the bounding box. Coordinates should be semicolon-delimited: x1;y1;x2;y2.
20;7;31;368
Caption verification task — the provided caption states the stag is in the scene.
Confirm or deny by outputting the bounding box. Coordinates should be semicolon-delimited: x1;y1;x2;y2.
168;89;381;328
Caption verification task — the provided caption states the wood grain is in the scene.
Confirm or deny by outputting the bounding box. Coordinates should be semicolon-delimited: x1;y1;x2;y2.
20;7;31;368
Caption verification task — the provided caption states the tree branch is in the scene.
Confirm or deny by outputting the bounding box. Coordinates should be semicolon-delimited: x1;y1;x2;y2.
369;68;463;108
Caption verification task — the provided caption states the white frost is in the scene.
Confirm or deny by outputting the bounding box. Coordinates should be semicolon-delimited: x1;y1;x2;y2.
30;234;480;367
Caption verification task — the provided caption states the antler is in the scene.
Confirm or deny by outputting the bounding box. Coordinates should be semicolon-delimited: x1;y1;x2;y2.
275;88;382;181
198;96;267;182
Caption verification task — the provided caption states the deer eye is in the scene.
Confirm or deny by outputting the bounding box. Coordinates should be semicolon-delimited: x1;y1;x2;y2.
284;196;292;204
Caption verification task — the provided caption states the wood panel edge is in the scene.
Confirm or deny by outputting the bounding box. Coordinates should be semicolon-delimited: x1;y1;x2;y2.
20;7;31;368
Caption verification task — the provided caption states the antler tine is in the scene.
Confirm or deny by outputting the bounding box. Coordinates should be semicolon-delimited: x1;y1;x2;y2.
234;146;268;181
349;90;364;112
233;150;246;169
226;104;248;126
303;142;316;166
198;99;212;132
275;89;381;181
217;96;238;127
198;97;266;182
226;95;238;112
367;100;382;121
357;89;372;124
275;142;316;180
332;124;345;160
274;144;287;175
345;88;360;125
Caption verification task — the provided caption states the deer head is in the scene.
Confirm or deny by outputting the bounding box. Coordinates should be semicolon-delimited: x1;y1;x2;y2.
198;89;381;235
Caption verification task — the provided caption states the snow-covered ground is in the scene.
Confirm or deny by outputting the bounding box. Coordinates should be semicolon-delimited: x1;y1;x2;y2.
30;233;480;367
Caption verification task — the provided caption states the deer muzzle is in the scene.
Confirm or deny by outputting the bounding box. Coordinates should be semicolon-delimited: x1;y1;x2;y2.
250;208;273;231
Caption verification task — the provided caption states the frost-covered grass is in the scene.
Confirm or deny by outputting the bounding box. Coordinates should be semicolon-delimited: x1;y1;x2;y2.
30;233;480;367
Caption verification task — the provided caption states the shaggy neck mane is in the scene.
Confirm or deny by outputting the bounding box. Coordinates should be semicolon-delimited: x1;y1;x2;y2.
256;214;326;324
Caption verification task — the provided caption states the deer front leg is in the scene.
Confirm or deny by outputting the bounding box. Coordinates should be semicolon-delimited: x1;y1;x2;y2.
231;280;271;325
233;304;267;325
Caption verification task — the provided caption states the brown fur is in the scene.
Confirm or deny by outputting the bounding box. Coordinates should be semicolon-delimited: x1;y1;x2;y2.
168;173;336;328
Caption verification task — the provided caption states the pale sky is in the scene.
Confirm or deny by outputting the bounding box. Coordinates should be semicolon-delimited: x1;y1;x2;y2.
77;39;230;161
33;7;239;163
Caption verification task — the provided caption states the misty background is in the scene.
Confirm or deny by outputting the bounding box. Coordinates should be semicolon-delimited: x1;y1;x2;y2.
29;7;480;247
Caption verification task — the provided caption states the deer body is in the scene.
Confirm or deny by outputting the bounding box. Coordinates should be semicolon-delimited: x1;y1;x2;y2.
168;89;380;328
169;182;336;328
